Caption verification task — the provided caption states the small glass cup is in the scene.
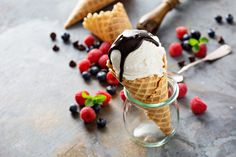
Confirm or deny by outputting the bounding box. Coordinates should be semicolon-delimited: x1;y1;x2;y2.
123;77;179;147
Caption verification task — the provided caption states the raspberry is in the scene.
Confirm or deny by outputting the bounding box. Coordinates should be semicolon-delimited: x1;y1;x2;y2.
98;54;109;69
190;97;207;114
176;26;188;40
96;90;112;107
84;35;95;46
99;42;111;54
80;107;96;123
75;90;90;107
106;71;119;85
87;49;103;64
78;59;91;73
195;44;207;58
178;83;188;99
169;42;183;57
120;90;126;102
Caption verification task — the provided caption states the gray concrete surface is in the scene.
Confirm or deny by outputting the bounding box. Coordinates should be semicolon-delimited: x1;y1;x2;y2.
0;0;236;157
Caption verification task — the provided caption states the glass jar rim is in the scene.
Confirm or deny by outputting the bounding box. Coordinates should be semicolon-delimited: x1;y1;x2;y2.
124;76;179;108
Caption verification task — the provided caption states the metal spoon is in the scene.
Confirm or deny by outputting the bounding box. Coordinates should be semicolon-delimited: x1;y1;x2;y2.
169;44;232;82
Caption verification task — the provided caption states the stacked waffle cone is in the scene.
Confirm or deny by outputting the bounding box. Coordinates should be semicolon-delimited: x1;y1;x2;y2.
64;0;116;28
107;56;172;136
83;2;132;43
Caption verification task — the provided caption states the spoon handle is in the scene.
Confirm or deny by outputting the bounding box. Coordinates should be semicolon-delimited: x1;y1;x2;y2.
177;59;205;74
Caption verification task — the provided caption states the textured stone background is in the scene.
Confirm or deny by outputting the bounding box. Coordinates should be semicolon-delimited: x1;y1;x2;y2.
0;0;236;157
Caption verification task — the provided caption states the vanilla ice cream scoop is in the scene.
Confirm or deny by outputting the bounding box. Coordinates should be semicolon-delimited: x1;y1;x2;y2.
108;29;167;81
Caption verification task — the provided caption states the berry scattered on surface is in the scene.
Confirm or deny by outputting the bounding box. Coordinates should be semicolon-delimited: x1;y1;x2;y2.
188;56;196;63
98;54;109;69
226;14;234;24
77;44;86;51
181;40;192;52
182;34;190;41
190;30;201;40
89;65;100;76
97;118;107;128
106;71;119;85
176;26;188;40
81;71;91;81
73;41;79;49
75;90;90;107
195;44;207;58
50;32;56;41
69;60;77;68
215;15;222;23
208;28;215;38
87;49;103;64
190;97;207;114
61;32;70;43
52;45;60;52
69;104;78;114
99;42;111;54
96;90;112;106
169;42;183;57
84;35;95;46
106;85;117;95
92;104;101;114
78;59;91;73
178;60;185;68
120;90;126;102
80;107;96;123
96;71;107;83
178;83;188;98
217;36;225;44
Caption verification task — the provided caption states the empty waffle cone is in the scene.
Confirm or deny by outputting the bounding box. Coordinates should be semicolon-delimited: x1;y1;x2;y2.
83;2;132;43
107;58;172;136
64;0;116;29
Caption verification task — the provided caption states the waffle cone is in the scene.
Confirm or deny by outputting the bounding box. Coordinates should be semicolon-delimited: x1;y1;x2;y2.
83;2;132;43
107;59;172;135
64;0;115;29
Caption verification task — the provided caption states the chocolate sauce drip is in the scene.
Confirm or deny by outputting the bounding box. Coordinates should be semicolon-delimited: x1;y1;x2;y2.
108;29;160;81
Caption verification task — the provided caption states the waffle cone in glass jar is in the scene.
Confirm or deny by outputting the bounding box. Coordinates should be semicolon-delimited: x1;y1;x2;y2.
107;58;172;135
83;2;132;43
64;0;116;28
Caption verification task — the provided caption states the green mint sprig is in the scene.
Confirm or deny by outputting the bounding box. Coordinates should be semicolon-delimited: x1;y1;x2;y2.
81;92;106;107
188;37;208;53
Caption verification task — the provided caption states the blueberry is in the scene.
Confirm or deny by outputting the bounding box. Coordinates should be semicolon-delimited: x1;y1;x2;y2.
226;14;234;24
208;28;215;38
106;85;117;95
181;40;192;52
52;45;60;52
69;60;76;68
82;71;91;81
178;60;185;68
97;118;107;128
73;41;79;49
189;56;196;63
69;104;78;113
96;71;107;82
215;15;222;23
50;32;56;41
61;32;70;43
182;34;190;41
89;65;100;76
217;36;225;44
78;44;86;51
190;30;201;40
92;104;101;114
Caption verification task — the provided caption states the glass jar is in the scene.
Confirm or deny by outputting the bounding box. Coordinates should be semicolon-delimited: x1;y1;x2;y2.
123;77;179;147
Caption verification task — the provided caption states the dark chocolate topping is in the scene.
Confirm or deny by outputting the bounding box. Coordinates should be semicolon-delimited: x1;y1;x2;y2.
108;29;160;81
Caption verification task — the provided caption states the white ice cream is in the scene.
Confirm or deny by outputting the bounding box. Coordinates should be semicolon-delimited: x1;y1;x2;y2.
110;36;166;80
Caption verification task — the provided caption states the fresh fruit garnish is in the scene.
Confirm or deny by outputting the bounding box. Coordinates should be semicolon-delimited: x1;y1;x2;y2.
177;60;185;68
106;71;119;85
89;65;100;76
98;54;109;69
78;44;86;51
92;104;101;114
78;59;91;73
52;45;60;52
190;97;207;114
81;71;91;81
82;92;106;107
73;40;79;49
215;15;222;23
226;14;234;24
181;40;192;52
61;32;70;43
96;71;107;83
182;33;190;41
188;56;196;63
80;107;96;123
190;30;201;40
194;43;207;58
188;37;208;54
69;60;77;68
96;90;112;107
217;36;225;44
176;26;188;40
169;42;183;57
69;104;78;114
84;35;95;46
120;90;126;102
87;49;103;64
106;85;117;95
50;32;56;41
75;91;90;107
99;42;111;54
208;28;215;38
178;83;188;98
97;118;107;128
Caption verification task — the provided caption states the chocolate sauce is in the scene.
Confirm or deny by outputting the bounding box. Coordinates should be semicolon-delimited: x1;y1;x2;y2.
108;29;160;81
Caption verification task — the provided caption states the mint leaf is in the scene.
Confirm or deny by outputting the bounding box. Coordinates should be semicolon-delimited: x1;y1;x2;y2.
82;91;89;99
199;37;209;44
188;38;199;46
192;44;200;53
85;98;94;106
93;95;106;104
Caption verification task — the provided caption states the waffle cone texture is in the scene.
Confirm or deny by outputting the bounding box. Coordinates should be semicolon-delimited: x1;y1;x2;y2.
83;2;132;43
